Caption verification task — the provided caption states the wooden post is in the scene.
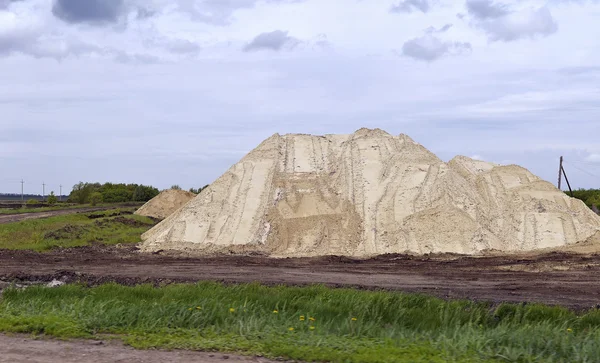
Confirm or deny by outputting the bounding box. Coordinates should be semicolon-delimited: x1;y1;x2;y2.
560;164;574;197
558;156;563;190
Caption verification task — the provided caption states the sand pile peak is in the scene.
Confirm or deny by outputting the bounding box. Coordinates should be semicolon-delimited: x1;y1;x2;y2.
134;189;196;220
140;129;600;256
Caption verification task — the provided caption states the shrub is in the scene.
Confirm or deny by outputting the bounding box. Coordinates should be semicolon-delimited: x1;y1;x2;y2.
171;185;182;190
26;199;38;205
47;192;58;205
89;192;103;206
190;184;209;194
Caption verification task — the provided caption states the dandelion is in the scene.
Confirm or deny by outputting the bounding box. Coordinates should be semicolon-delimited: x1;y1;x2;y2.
309;317;316;322
196;306;202;310
299;315;305;321
288;327;294;331
351;317;357;321
567;328;573;333
309;326;315;330
229;308;235;313
273;310;279;314
188;308;193;311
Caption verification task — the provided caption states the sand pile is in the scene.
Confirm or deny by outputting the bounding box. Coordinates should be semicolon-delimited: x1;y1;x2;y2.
134;189;196;220
140;128;600;257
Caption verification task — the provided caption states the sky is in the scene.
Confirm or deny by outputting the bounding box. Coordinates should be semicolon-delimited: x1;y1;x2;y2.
1;0;599;195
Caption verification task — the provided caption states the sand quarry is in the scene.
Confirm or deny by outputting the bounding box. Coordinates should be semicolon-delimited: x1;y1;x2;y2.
135;189;196;220
140;128;600;257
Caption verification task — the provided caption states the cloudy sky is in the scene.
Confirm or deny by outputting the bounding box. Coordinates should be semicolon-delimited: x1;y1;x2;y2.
1;0;599;195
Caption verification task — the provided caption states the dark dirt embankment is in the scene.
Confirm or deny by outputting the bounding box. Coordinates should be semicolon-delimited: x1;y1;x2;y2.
1;245;600;309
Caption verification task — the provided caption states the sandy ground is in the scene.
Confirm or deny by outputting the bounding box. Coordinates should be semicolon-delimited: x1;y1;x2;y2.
2;245;600;309
135;189;196;220
141;128;600;257
0;334;277;363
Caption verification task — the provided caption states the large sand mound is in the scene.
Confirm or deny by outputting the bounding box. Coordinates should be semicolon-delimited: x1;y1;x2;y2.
134;189;196;220
140;129;600;257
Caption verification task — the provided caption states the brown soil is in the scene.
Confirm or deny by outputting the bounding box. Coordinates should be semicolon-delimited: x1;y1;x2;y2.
2;245;600;309
0;334;278;363
94;216;155;228
43;225;89;240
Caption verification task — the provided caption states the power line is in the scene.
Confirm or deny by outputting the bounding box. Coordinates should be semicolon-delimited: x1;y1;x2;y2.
564;161;600;178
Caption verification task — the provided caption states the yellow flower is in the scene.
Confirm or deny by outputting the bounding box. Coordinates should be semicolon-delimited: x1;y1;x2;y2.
299;315;305;321
351;317;357;321
309;326;315;330
288;327;294;331
229;308;235;313
196;306;202;310
567;328;573;333
309;317;316;321
188;308;192;311
273;310;279;314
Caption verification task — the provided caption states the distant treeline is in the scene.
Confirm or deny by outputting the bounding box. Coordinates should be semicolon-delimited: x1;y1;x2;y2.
68;182;160;204
67;182;210;205
569;189;600;211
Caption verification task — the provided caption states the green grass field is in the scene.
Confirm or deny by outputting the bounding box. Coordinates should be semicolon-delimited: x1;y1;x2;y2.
0;203;144;215
0;208;155;251
0;282;599;362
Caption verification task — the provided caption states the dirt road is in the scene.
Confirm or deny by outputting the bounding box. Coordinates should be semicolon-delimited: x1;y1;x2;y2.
0;206;139;224
0;334;275;363
2;245;600;309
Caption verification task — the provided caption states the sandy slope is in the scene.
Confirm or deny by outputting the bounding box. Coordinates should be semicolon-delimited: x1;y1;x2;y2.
141;128;600;257
134;189;196;220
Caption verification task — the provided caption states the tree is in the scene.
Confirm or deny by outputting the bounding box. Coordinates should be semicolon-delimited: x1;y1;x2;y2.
133;185;159;202
89;192;103;206
68;182;100;204
171;185;182;190
47;191;58;205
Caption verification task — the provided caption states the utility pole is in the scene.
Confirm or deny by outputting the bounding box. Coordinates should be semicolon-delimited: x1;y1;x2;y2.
557;156;573;197
20;179;24;205
59;185;62;201
558;156;563;190
42;182;45;202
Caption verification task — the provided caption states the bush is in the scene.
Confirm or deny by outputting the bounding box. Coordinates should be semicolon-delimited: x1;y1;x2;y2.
47;192;58;205
190;184;209;194
171;185;182;190
132;185;159;202
26;199;38;205
569;189;600;211
89;192;103;206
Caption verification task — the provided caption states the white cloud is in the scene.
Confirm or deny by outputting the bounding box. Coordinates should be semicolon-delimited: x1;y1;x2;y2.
466;2;559;41
401;34;471;61
586;154;600;162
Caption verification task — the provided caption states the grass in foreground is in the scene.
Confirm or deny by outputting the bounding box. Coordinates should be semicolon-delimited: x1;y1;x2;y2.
1;282;599;362
0;208;155;251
